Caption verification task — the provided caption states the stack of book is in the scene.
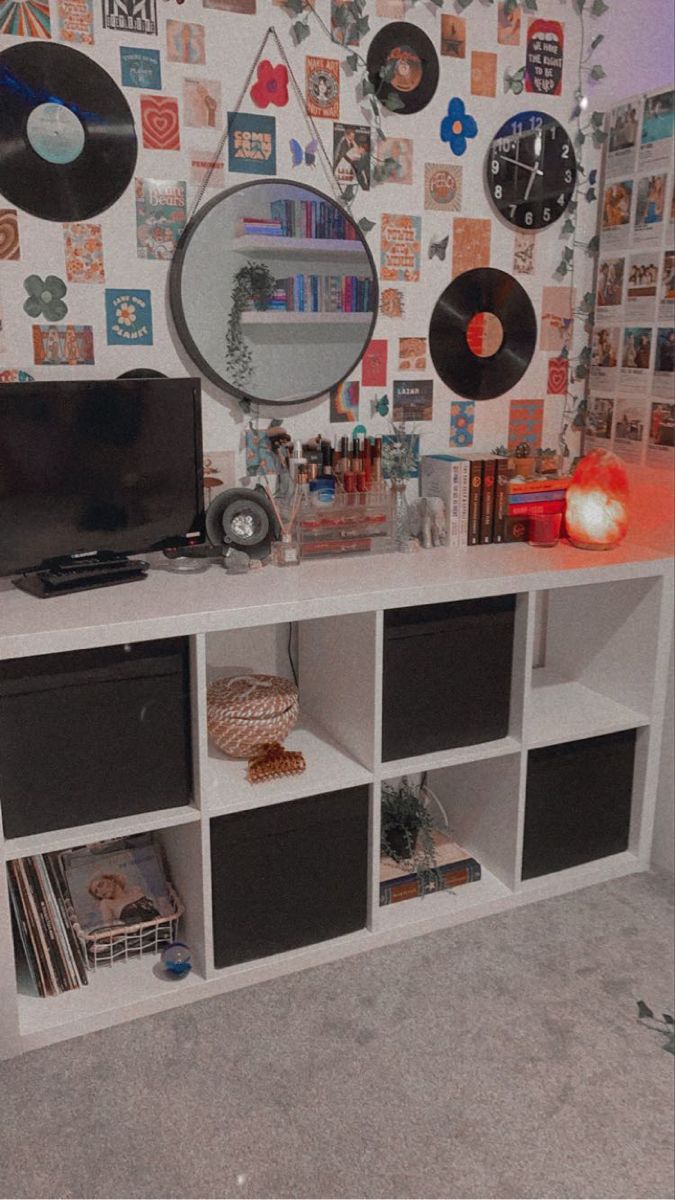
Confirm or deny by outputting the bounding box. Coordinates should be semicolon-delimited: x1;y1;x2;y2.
421;454;572;547
380;830;482;906
270;199;359;240
262;274;374;314
8;854;88;996
506;475;572;542
237;216;284;237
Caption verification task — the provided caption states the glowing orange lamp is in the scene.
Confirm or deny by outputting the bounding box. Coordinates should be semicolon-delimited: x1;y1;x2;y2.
565;449;629;550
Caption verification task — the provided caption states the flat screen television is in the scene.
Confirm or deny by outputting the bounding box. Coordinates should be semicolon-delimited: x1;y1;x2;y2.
0;376;205;576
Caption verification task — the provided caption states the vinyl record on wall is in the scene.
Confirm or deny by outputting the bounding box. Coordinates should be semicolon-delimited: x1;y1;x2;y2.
366;22;439;116
0;42;137;222
429;268;537;400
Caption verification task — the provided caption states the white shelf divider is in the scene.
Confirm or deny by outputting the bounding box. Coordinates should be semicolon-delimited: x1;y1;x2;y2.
3;805;201;863
240;311;371;326
233;235;367;259
379;736;522;781
525;668;650;750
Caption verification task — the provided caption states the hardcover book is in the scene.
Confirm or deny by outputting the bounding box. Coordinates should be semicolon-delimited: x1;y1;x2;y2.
380;830;481;906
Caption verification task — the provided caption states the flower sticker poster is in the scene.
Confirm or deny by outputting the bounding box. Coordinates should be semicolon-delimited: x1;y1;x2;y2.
380;213;421;283
33;324;94;366
105;289;153;345
440;99;478;157
135;178;187;260
250;61;288;108
305;56;340;120
449;400;475;447
227;112;276;175
525;19;564;96
23;274;68;320
63;222;105;283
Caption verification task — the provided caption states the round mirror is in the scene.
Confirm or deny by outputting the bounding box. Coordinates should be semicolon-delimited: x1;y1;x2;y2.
169;179;379;406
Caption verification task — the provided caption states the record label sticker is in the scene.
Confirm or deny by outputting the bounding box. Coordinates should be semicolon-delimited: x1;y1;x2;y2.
26;103;85;165
388;46;423;93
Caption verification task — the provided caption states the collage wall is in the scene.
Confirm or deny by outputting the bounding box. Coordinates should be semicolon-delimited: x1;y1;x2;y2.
0;0;607;490
590;85;674;474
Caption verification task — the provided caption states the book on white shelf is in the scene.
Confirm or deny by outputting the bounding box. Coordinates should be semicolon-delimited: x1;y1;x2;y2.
380;830;482;906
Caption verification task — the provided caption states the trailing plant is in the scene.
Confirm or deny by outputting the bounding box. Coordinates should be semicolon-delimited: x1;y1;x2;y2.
225;260;276;390
636;1000;675;1055
381;780;441;896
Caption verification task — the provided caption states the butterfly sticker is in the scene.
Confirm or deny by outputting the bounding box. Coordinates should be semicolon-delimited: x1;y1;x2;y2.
290;138;318;168
372;394;390;417
428;234;449;261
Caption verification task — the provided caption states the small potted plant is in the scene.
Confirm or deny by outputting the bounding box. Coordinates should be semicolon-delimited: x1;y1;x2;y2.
535;446;561;476
225;259;276;390
509;441;536;478
381;780;440;894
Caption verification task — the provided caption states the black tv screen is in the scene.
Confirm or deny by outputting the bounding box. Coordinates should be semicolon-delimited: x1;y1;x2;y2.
0;377;204;575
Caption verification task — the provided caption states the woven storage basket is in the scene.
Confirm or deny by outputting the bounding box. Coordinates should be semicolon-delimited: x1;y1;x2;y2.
207;674;299;758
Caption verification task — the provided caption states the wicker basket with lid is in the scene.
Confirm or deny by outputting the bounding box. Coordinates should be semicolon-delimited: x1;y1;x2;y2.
206;674;299;758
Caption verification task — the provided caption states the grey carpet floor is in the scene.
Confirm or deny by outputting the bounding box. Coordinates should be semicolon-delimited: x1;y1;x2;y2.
1;871;673;1200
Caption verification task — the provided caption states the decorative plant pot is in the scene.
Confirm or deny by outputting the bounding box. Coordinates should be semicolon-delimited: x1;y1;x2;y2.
385;826;420;861
509;456;536;478
207;673;299;759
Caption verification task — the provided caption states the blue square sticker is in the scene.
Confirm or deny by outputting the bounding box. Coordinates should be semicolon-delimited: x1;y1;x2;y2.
120;47;162;90
105;289;153;346
227;112;276;176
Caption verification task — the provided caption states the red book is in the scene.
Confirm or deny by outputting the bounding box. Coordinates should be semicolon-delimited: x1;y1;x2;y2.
508;498;565;516
480;458;497;545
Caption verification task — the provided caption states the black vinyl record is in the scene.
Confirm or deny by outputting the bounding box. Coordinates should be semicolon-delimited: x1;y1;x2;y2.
366;22;439;116
0;42;137;222
429;268;537;401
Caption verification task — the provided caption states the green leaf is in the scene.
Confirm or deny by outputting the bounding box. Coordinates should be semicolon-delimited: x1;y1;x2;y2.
637;1000;654;1020
590;110;604;128
562;219;575;235
575;129;586;148
592;129;608;147
574;364;589;380
239;398;252;415
456;0;474;8
355;15;370;34
358;217;376;234
664;1014;674;1025
574;0;586;10
522;0;538;10
383;91;405;111
586;233;600;253
559;346;569;360
283;0;305;12
590;33;604;51
591;0;609;14
429;0;443;7
556;261;569;276
341;184;357;204
291;18;310;42
590;64;607;81
562;246;574;262
583;291;594;309
360;76;376;97
376;125;386;141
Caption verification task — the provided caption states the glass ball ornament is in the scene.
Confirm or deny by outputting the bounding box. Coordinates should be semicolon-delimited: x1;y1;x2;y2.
161;941;193;977
565;449;629;550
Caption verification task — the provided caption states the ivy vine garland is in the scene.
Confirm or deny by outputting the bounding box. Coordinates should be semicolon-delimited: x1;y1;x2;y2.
279;0;611;457
225;260;276;390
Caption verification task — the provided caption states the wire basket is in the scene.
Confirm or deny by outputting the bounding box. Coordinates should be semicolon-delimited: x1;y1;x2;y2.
64;883;184;970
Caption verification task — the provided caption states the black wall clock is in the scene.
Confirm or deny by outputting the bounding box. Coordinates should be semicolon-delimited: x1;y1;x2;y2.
486;110;577;230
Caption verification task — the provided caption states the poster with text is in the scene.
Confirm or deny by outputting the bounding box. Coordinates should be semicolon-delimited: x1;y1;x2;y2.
647;400;674;468
590;326;619;389
633;173;667;247
596;256;625;320
639;89;674;170
333;124;370;191
120;47;161;89
626;253;658;322
620;325;653;391
585;395;615;447
525;19;563;96
653;327;674;397
380;213;421;283
305;56;339;120
102;0;156;35
227;113;276;175
613;396;647;463
105;289;153;346
190;147;225;190
424;163;462;212
601;180;633;250
361;339;387;387
135;178;186;260
393;379;433;422
57;0;93;43
659;250;675;323
606;100;640;179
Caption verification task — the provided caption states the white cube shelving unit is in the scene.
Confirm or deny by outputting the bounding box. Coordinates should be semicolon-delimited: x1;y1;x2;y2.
0;529;672;1060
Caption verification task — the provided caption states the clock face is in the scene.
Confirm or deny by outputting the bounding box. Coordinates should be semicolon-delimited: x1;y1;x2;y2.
486;110;577;230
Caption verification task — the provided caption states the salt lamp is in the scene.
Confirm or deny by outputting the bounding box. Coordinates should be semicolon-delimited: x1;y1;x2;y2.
565;449;629;550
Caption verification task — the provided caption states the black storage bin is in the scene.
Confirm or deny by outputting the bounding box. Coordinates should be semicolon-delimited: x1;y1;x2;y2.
210;786;369;968
381;595;516;761
0;638;193;839
522;729;636;880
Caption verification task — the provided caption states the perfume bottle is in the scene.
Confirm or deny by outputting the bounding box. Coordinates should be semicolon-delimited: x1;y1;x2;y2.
271;531;300;567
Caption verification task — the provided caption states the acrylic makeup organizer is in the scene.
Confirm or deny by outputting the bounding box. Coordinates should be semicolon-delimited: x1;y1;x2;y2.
296;490;394;558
